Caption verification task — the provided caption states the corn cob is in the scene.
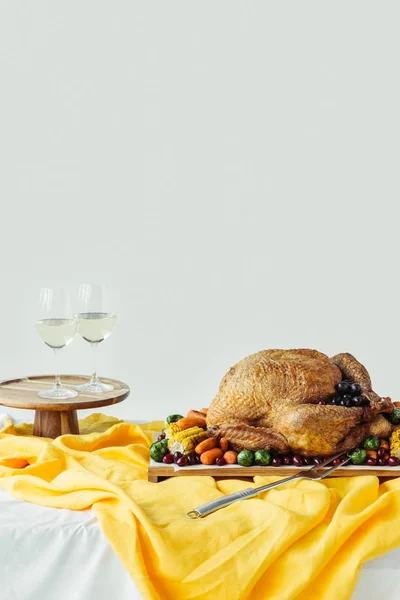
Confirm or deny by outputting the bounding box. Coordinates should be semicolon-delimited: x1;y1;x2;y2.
390;430;400;458
164;422;183;439
168;426;208;455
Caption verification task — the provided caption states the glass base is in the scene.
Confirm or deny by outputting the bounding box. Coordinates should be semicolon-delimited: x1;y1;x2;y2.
76;381;114;393
38;387;78;399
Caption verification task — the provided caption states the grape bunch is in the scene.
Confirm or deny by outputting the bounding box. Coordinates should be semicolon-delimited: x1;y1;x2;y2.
330;381;369;407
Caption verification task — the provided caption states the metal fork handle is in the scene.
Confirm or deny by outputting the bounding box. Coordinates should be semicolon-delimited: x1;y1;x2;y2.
186;474;299;519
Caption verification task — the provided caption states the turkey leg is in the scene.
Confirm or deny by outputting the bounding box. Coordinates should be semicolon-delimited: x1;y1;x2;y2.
214;423;290;454
330;352;392;409
330;353;372;391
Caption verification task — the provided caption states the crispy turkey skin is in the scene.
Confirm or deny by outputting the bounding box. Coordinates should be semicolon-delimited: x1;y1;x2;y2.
206;349;393;456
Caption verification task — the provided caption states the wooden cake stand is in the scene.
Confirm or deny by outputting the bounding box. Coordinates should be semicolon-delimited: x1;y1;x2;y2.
0;375;130;438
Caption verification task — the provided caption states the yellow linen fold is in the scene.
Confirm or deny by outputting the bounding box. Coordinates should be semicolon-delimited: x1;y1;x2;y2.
1;413;400;600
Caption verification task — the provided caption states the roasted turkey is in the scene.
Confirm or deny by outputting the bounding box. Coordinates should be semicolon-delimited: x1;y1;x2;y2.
207;349;393;457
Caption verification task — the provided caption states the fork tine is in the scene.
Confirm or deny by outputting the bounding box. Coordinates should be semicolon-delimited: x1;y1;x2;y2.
308;451;345;470
318;456;350;478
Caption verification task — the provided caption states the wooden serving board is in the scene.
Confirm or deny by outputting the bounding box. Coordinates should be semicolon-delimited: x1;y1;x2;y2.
148;433;400;482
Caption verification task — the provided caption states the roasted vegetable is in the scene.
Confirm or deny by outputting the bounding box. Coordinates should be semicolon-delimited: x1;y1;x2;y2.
365;450;377;460
380;439;390;451
200;448;224;465
166;414;184;425
176;417;206;430
237;450;254;467
254;449;272;466
349;448;367;465
363;436;379;451
150;441;169;462
223;450;238;464
219;438;229;453
168;426;208;455
386;407;400;425
165;422;183;439
195;437;217;454
186;410;207;421
390;429;400;459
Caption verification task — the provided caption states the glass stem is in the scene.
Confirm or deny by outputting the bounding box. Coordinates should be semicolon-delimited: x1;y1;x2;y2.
54;349;61;389
91;342;99;384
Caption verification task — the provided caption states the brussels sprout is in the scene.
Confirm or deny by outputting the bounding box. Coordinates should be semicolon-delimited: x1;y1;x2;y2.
150;441;169;462
349;448;367;465
254;450;272;466
386;408;400;425
165;414;184;425
363;436;380;451
237;450;254;467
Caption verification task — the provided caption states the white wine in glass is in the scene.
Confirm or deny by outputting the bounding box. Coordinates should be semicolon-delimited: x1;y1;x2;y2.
75;284;116;393
35;287;78;399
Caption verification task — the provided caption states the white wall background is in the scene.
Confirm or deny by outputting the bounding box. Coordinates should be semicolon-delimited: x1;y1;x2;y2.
0;2;399;423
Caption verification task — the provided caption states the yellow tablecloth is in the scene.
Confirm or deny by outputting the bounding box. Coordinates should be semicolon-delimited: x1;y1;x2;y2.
1;413;400;600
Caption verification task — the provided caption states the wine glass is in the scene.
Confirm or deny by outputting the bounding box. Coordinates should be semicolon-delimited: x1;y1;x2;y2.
75;284;116;393
35;287;78;399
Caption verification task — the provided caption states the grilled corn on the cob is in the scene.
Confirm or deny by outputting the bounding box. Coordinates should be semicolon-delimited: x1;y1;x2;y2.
168;426;208;455
390;430;400;459
165;422;183;439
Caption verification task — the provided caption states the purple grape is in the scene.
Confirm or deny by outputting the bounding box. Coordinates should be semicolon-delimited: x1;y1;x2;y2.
173;452;183;463
162;453;174;464
187;453;197;466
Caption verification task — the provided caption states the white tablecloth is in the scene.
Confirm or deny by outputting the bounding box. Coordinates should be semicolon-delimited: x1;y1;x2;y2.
3;490;400;600
1;413;400;599
0;489;140;600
